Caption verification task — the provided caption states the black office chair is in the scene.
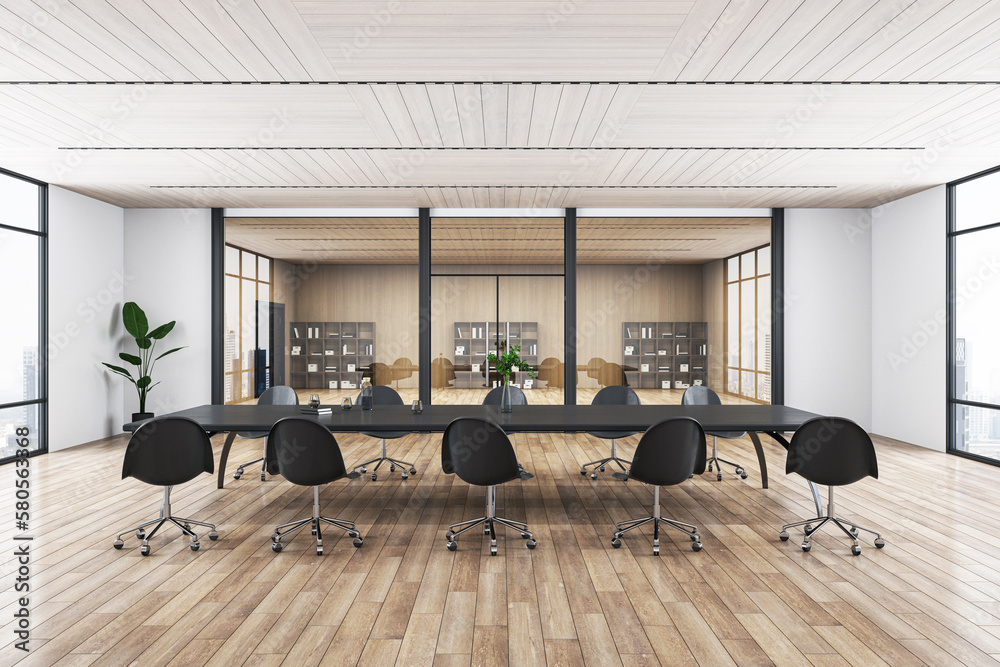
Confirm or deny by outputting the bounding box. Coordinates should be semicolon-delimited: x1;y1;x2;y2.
580;385;640;479
233;385;299;481
779;417;885;556
681;386;748;481
443;418;537;555
113;417;218;556
611;417;706;555
482;385;528;407
352;385;416;481
265;418;364;555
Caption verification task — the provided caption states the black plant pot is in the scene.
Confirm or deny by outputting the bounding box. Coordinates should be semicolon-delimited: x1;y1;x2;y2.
132;412;155;422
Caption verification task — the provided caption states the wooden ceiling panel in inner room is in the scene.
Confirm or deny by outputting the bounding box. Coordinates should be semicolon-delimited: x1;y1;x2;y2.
226;217;419;264
579;217;770;264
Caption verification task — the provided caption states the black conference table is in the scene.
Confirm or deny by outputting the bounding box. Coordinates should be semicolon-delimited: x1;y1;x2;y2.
124;403;823;492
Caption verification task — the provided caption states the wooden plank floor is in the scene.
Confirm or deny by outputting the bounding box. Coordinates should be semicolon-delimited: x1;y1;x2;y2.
3;396;1000;664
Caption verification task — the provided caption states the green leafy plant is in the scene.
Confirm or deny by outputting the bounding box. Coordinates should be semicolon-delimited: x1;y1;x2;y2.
487;342;536;386
103;302;184;414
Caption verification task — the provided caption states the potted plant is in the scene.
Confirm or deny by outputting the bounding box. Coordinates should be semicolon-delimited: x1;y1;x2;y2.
103;302;184;422
487;342;536;413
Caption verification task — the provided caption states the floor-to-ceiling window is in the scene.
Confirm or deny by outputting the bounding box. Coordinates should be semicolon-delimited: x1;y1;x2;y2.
224;244;272;404
949;166;1000;462
0;168;46;462
725;245;771;403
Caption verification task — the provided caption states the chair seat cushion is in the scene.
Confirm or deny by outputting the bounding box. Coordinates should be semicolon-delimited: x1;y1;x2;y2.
237;431;268;439
588;430;638;439
707;430;746;439
361;431;408;439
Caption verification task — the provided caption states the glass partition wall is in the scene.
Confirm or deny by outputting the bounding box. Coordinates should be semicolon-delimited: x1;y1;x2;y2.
431;216;564;405
576;216;770;405
225;216;420;405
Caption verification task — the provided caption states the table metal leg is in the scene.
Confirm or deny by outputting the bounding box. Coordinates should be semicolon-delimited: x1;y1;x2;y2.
218;431;238;489
747;431;768;489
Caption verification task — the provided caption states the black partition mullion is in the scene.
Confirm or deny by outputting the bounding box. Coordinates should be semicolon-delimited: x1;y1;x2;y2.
419;207;431;406
770;208;784;405
564;208;576;405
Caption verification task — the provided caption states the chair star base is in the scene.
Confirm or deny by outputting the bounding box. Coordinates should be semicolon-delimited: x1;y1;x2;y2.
706;436;747;481
233;455;266;481
779;487;885;556
353;438;416;481
445;485;536;555
113;485;217;556
611;486;702;555
271;487;363;555
580;437;631;480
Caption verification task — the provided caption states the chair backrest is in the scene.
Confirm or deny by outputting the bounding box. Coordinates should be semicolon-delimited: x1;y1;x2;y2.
589;385;642;438
482;385;529;406
122;417;215;486
591;384;641;406
358;384;405;406
443;417;521;486
392;358;415;381
257;385;300;406
786;417;878;487
266;418;348;486
681;385;721;406
629;417;707;486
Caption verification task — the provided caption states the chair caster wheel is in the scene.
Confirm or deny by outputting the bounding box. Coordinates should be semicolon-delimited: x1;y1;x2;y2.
360;467;367;473
526;540;537;550
804;524;813;534
708;463;714;472
851;545;862;556
316;547;324;556
136;529;145;539
490;545;498;556
580;469;586;475
190;542;200;552
311;527;318;535
692;541;703;552
779;531;789;541
849;528;858;537
801;542;811;552
653;546;660;556
447;541;457;551
716;473;722;481
353;538;363;548
590;472;597;480
140;545;150;556
611;538;622;549
260;473;266;482
233;473;242;480
348;530;360;539
874;537;885;548
208;531;218;540
484;524;490;535
599;465;605;472
691;533;700;542
521;532;531;539
113;539;124;549
401;473;408;480
445;531;455;541
371;473;377;481
390;465;395;472
272;542;283;552
410;467;417;475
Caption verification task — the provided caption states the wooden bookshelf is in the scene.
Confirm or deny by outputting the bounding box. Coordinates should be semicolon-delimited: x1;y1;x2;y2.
452;321;538;389
289;321;374;391
622;321;707;390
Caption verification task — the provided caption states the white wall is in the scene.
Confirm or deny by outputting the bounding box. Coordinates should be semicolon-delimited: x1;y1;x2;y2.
123;209;212;417
871;186;947;450
784;208;873;429
47;187;125;451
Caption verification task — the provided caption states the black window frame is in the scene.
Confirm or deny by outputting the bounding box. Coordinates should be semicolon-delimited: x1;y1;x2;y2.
0;166;48;465
947;163;1000;465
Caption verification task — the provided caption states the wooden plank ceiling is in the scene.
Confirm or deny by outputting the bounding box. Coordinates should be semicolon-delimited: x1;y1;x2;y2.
0;1;999;209
225;216;770;264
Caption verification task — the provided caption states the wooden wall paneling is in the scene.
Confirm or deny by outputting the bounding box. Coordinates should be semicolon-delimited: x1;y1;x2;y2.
431;275;495;386
500;276;564;384
271;259;298;386
702;260;726;392
292;264;420;388
575;264;704;389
